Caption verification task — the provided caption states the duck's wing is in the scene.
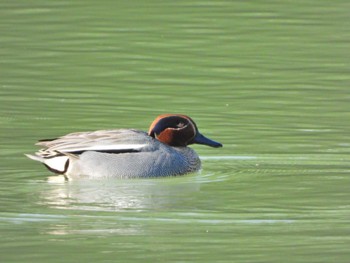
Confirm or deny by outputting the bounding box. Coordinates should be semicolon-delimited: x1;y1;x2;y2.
35;129;150;155
25;129;152;175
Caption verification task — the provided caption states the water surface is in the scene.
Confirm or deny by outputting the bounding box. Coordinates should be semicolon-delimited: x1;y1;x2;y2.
1;0;350;262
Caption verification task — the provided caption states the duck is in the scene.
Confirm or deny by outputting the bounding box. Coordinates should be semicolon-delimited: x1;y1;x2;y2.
26;114;222;179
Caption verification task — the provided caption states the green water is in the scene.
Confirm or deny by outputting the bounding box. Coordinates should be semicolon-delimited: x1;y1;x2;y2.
1;0;350;262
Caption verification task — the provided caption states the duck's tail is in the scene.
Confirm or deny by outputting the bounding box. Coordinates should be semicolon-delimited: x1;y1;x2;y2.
25;153;45;163
25;153;70;174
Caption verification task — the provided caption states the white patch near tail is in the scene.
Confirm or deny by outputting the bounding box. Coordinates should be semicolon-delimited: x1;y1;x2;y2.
26;154;69;173
44;156;69;173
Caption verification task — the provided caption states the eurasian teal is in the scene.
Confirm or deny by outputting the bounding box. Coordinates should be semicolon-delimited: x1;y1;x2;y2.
26;114;222;179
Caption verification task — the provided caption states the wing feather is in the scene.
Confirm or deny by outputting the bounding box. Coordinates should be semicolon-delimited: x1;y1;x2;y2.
35;129;150;154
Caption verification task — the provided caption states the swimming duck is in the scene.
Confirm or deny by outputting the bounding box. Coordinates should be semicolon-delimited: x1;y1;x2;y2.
26;114;222;179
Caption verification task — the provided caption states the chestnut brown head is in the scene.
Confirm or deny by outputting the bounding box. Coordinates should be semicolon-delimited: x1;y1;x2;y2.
148;114;222;148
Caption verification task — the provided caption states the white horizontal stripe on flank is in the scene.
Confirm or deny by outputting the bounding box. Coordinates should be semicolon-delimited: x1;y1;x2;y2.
66;144;147;152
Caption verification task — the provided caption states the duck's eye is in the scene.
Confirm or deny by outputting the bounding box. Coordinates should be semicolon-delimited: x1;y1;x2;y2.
176;121;185;128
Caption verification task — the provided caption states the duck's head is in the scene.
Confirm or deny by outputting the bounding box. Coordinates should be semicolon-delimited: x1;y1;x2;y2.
148;114;222;148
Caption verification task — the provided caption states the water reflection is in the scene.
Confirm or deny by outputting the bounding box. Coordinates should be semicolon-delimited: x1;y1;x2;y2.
47;225;143;236
38;156;243;212
40;176;201;211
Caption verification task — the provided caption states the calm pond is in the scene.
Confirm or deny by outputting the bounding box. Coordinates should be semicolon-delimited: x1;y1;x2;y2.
1;0;349;262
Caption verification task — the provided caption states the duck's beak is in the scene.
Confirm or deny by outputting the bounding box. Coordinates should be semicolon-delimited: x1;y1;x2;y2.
193;133;222;148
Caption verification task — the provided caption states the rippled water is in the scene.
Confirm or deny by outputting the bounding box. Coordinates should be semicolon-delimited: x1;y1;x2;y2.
1;0;350;262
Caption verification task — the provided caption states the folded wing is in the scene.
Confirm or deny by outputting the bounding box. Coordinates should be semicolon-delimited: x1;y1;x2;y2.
26;129;151;174
36;129;149;154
